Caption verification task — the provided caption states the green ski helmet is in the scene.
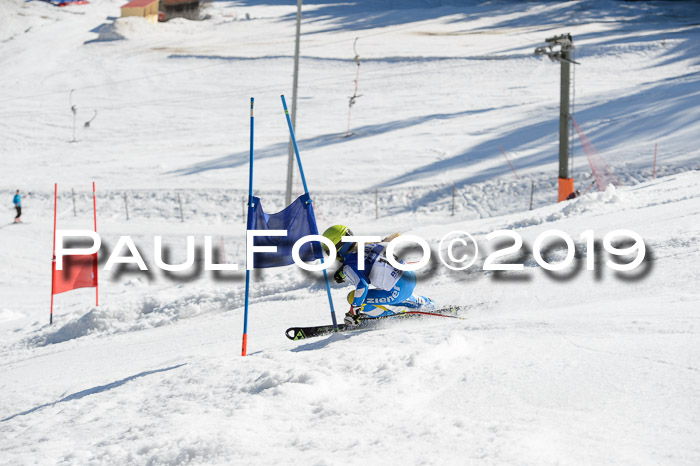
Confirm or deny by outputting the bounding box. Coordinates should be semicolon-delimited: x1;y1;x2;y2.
322;224;354;256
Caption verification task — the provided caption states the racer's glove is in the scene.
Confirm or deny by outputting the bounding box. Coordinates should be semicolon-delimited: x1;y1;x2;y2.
334;268;346;284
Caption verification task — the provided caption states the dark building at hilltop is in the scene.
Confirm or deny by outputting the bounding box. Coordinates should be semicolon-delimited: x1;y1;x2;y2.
160;0;199;21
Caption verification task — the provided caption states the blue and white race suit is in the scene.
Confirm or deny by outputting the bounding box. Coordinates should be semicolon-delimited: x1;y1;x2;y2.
339;243;428;317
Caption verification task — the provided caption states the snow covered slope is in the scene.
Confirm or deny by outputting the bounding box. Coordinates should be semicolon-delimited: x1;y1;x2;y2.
1;1;699;464
1;0;698;193
2;169;699;464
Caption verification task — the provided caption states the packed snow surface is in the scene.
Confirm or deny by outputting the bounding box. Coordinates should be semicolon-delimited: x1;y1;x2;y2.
1;0;699;464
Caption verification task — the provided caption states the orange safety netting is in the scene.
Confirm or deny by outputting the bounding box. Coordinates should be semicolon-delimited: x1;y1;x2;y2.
571;116;620;192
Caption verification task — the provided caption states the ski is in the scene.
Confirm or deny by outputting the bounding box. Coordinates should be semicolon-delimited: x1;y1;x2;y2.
285;321;368;341
285;306;465;340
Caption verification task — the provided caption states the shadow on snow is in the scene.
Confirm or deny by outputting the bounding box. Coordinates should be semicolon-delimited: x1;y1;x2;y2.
1;364;187;423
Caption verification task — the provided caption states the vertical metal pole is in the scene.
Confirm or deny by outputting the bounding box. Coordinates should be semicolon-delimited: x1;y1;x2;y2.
124;193;129;220
285;0;303;206
50;183;57;324
345;38;361;138
529;180;535;210
178;193;184;223
559;50;571;180
71;188;77;217
242;98;255;356
281;95;338;330
652;143;658;179
535;34;576;202
451;184;455;216
570;46;576;178
93;182;98;307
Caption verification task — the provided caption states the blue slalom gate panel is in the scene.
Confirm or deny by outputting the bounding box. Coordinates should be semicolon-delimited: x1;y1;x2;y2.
248;193;322;269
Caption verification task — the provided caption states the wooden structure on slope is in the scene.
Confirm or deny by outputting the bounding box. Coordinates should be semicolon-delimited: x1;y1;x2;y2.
121;0;159;24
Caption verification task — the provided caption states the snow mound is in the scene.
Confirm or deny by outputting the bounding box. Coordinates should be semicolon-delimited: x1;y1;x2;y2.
0;308;24;323
93;17;161;42
508;184;627;229
560;184;626;216
14;268;313;348
27;290;241;346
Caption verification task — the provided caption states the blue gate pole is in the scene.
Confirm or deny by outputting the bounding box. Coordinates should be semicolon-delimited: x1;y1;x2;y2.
281;95;338;330
242;98;254;356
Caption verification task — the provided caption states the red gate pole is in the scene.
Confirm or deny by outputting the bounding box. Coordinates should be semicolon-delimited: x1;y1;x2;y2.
51;183;57;324
93;182;98;306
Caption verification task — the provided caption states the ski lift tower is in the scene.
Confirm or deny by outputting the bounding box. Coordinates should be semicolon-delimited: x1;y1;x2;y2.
535;33;579;202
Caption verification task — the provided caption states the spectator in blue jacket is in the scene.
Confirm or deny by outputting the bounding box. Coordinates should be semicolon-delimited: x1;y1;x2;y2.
13;190;21;223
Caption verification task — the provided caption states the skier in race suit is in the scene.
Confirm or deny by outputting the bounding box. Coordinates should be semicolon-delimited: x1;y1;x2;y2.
322;225;434;327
